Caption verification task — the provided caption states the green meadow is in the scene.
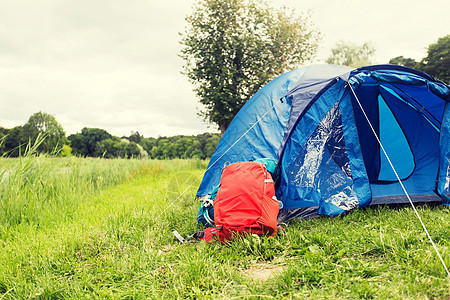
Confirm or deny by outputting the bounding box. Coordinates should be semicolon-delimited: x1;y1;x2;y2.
0;152;449;299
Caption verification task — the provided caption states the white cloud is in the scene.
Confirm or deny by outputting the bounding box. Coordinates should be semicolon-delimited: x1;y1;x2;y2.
274;0;450;63
0;0;448;137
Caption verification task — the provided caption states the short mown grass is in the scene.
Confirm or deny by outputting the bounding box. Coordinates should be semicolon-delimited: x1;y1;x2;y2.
0;154;449;299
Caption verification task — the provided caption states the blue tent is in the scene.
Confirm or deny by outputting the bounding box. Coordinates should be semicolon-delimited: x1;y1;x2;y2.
197;64;450;221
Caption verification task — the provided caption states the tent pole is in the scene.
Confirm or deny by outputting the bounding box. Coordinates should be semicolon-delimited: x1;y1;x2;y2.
347;83;450;278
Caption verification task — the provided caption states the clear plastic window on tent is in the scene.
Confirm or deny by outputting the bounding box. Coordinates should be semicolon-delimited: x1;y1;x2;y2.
286;103;359;214
443;164;450;197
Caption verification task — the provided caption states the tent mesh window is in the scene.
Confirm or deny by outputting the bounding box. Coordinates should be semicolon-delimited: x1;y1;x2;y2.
286;102;359;212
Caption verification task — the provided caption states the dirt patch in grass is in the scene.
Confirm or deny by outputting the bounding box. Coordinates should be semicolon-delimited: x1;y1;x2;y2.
243;263;284;281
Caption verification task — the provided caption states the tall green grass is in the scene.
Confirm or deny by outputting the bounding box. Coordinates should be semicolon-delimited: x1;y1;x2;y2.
0;136;164;231
0;156;206;299
0;144;449;299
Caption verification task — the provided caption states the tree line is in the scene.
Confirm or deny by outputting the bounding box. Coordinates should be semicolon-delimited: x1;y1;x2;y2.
0;111;221;159
69;129;220;159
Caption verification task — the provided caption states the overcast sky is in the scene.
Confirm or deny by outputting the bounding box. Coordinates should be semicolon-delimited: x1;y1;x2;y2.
0;0;448;138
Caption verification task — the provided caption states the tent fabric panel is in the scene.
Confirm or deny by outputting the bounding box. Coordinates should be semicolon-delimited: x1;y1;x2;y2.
277;206;319;222
314;103;356;214
339;90;372;208
383;84;440;180
277;83;344;208
278;65;353;161
285;64;353;98
370;194;442;205
278;79;350;175
349;66;450;101
369;88;440;198
355;70;429;87
437;102;450;205
377;93;415;181
278;80;363;216
385;83;446;125
380;85;441;131
277;79;339;161
196;68;306;197
285;80;345;150
351;84;381;182
355;64;440;82
282;102;358;216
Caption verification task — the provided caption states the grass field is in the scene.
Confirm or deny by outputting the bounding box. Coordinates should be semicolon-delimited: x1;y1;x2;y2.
0;155;449;299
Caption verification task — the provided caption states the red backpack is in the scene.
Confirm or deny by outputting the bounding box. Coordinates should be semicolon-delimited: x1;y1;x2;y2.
211;161;280;243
